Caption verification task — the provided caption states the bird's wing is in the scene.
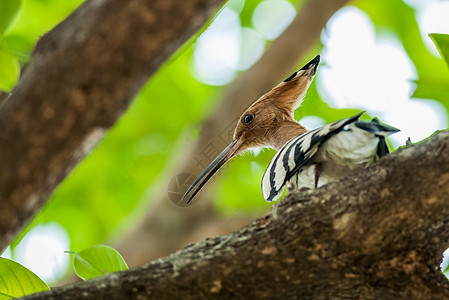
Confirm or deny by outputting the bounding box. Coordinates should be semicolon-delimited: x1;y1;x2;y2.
261;112;364;202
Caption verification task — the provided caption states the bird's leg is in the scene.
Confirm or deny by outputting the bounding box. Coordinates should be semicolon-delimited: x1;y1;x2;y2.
314;163;321;188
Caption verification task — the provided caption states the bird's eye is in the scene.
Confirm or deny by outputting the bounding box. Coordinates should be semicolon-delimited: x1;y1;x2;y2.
242;114;254;125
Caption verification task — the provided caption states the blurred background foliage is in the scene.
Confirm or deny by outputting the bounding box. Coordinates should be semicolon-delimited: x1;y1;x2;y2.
0;0;448;284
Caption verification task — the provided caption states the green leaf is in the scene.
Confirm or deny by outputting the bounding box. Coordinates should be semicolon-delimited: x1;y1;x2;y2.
0;51;20;92
430;33;449;68
0;0;22;36
0;257;49;299
69;245;128;281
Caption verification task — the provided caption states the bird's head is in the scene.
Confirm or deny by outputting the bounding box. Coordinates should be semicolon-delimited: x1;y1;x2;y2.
183;54;320;203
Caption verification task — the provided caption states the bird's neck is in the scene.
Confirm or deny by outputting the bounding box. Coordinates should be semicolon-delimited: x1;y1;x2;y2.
272;121;306;150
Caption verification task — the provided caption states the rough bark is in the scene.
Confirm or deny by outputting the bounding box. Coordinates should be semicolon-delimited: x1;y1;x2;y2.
0;0;224;250
23;131;449;299
114;0;351;268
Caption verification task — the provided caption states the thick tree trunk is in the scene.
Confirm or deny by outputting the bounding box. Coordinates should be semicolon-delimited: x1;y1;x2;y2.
23;131;449;299
0;0;224;250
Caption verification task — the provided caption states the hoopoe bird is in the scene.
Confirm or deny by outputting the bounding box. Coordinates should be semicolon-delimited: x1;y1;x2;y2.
182;54;399;203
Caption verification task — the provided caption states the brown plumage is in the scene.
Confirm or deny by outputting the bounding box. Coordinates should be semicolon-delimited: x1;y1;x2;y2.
183;55;320;203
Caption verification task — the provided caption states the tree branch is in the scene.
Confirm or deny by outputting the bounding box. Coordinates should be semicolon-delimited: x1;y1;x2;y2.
0;0;224;250
23;131;449;299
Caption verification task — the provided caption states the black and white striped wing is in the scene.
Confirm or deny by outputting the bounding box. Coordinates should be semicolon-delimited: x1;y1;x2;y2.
261;112;364;202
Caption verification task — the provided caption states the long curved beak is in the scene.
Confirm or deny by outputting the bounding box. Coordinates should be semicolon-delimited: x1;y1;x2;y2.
183;139;242;204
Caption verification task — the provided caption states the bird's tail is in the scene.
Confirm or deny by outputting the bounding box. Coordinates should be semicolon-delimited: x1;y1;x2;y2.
354;118;400;137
